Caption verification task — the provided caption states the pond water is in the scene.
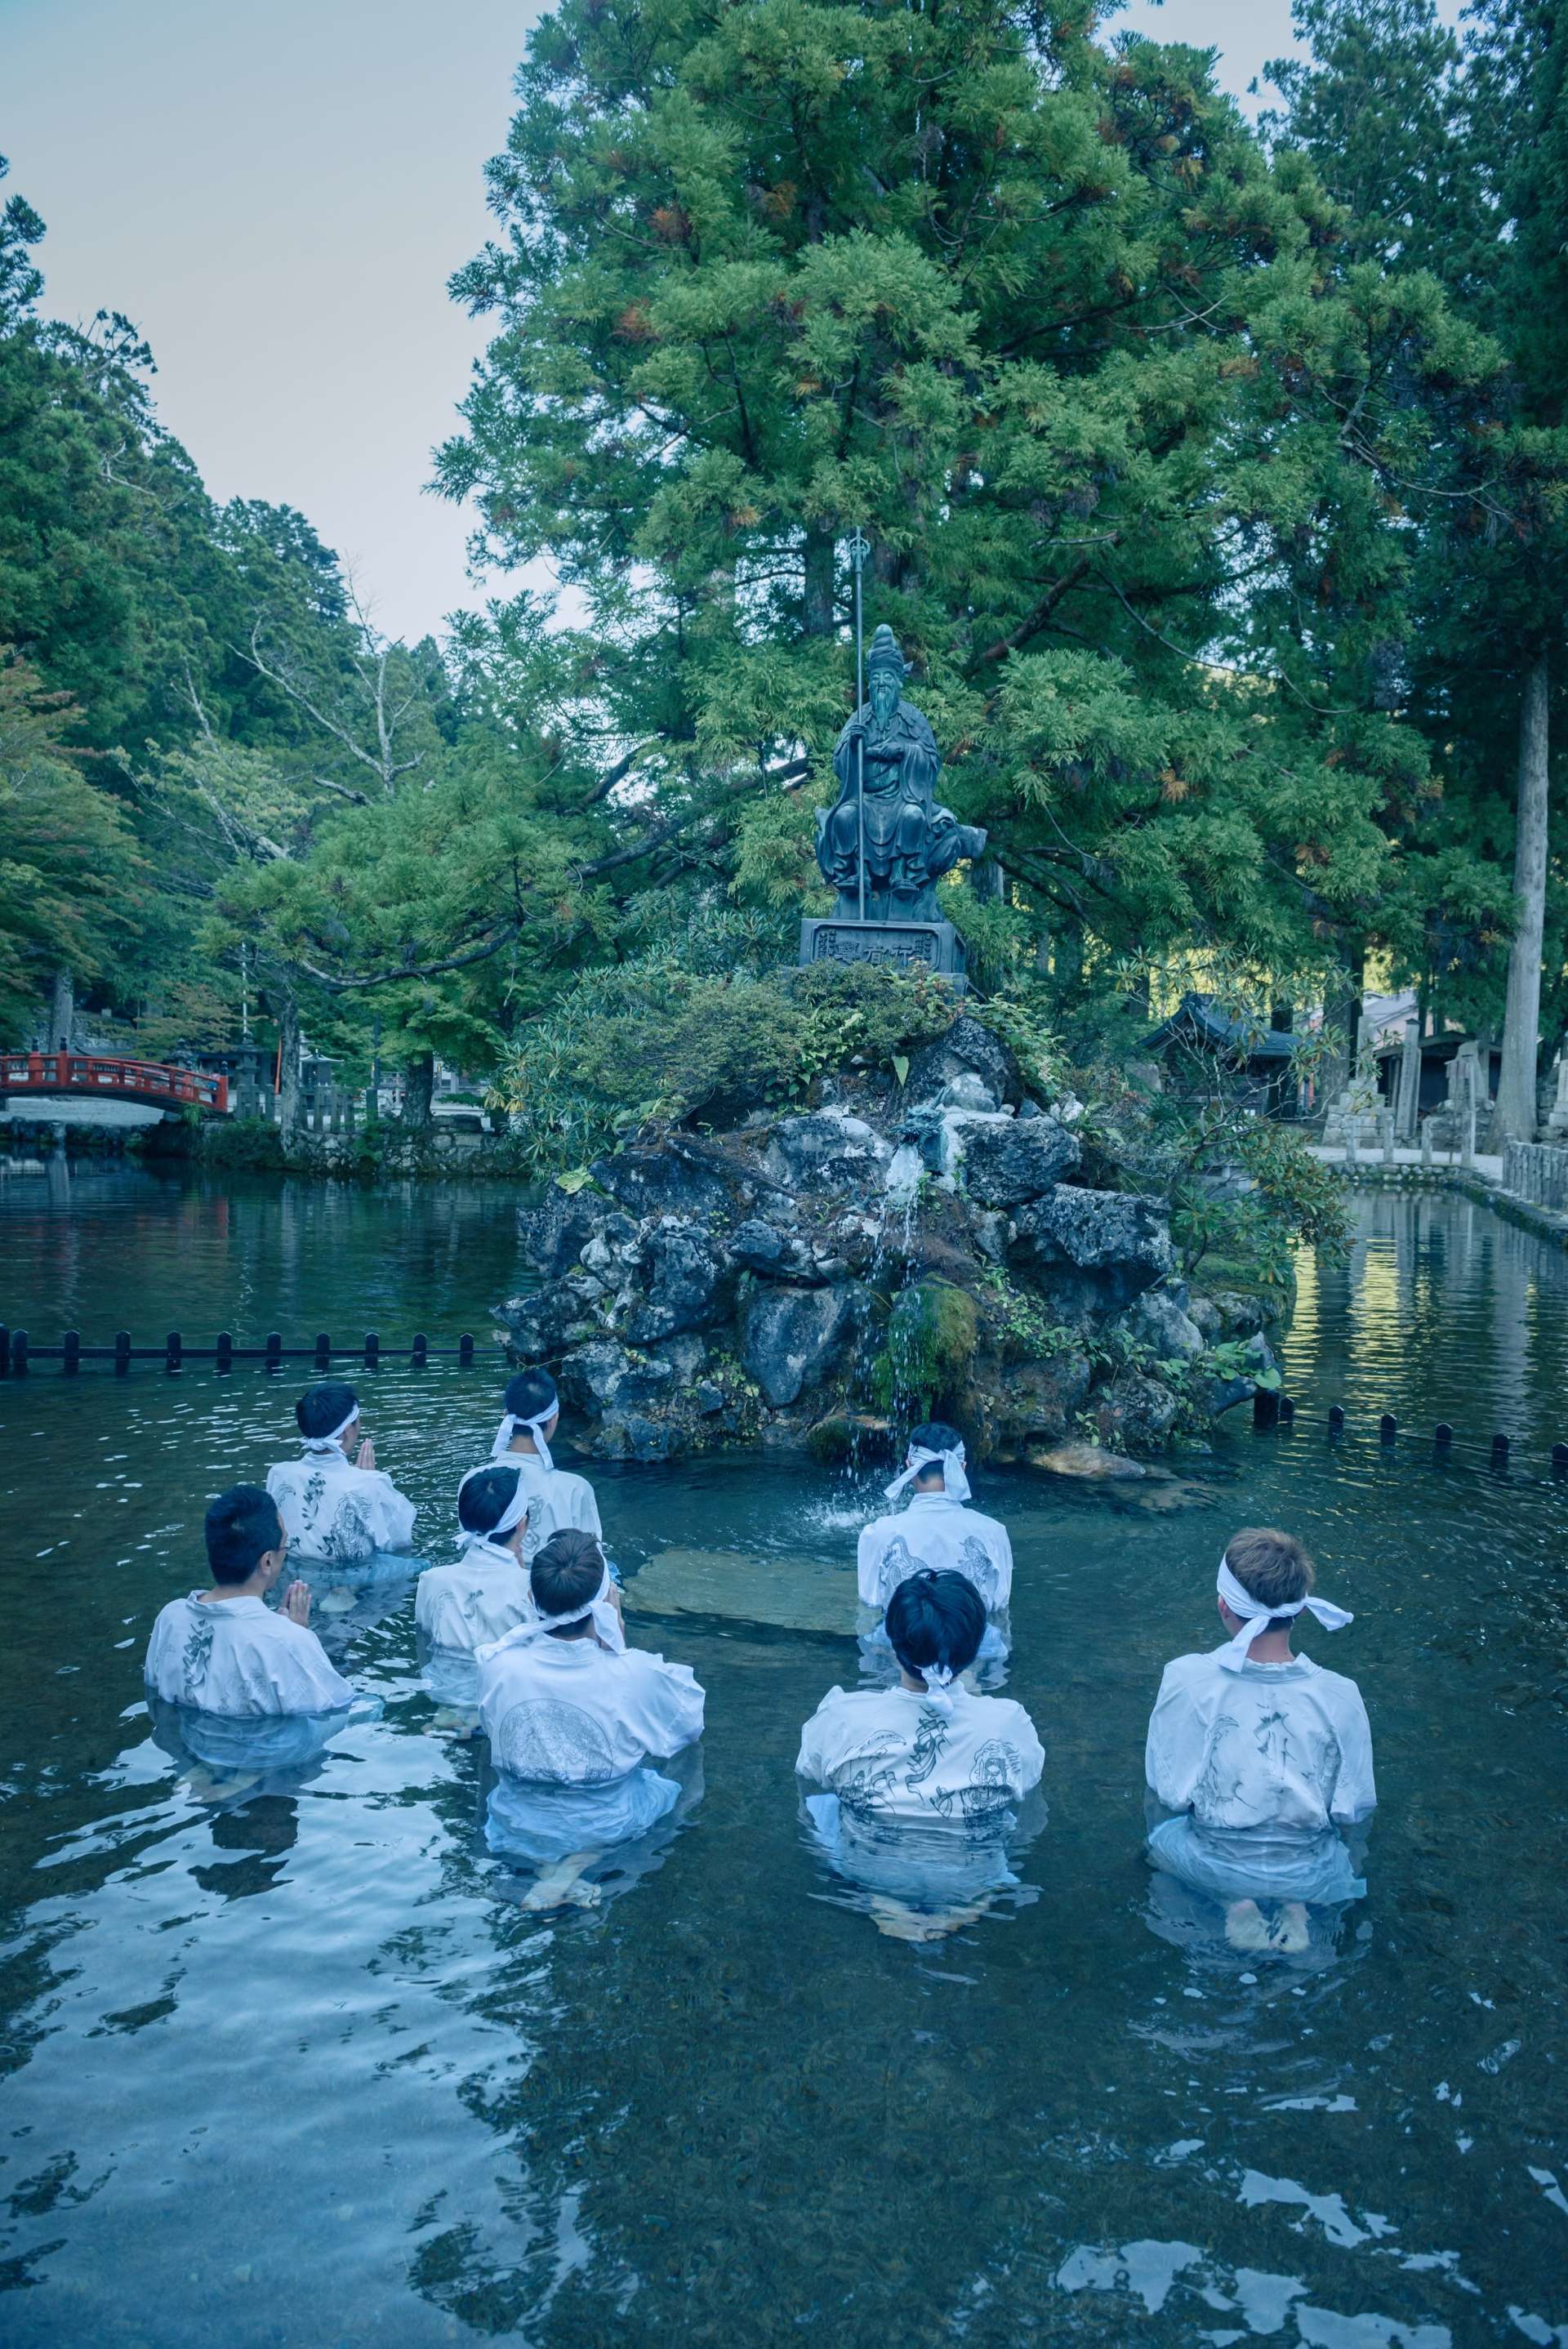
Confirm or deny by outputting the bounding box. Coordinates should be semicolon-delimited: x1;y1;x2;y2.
1;1163;1566;2348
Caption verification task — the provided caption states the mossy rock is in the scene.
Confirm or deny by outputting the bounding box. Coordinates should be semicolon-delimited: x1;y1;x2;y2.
872;1277;979;1416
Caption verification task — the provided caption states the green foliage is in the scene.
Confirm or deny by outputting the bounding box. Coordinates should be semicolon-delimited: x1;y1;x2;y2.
497;944;960;1173
973;1268;1080;1365
0;653;140;1038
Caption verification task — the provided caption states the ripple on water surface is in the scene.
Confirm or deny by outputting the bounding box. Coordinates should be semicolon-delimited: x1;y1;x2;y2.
0;1171;1565;2346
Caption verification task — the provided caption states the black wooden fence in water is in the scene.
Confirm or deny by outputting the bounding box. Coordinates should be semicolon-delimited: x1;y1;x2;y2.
0;1326;484;1375
1250;1384;1568;1473
2;1325;1564;1473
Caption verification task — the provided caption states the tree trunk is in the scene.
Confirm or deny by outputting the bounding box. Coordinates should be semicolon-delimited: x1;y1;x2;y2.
277;993;303;1142
403;1051;434;1129
1490;654;1551;1147
50;968;74;1051
803;525;836;640
1319;938;1365;1107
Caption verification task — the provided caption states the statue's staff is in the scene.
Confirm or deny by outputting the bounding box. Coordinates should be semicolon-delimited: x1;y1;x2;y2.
848;526;870;925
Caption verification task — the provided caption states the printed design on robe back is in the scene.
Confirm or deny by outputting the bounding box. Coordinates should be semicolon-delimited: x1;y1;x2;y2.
496;1698;619;1785
180;1604;216;1699
929;1740;1022;1830
1195;1700;1343;1830
875;1533;925;1602
518;1494;549;1568
956;1533;1002;1610
833;1729;908;1817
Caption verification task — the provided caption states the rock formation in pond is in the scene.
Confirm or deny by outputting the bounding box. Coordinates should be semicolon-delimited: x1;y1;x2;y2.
493;1013;1278;1464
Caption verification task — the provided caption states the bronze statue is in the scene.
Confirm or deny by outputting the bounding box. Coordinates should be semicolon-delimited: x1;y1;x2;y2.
814;626;987;923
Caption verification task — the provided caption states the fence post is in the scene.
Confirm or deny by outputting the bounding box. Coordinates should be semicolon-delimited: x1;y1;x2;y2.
265;1332;282;1372
0;1325;8;1376
364;1331;380;1370
1253;1387;1280;1429
166;1331;182;1373
1379;1412;1397;1444
412;1334;428;1368
1435;1422;1453;1454
1491;1432;1510;1468
1420;1119;1434;1170
314;1333;331;1370
63;1331;80;1375
216;1331;234;1373
114;1330;131;1376
459;1333;474;1366
1329;1403;1346;1433
11;1329;26;1375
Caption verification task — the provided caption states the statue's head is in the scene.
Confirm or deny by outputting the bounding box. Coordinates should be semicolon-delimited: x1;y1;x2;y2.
866;624;905;724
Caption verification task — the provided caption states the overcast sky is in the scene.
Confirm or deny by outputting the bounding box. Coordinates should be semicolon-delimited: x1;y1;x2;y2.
4;0;1459;646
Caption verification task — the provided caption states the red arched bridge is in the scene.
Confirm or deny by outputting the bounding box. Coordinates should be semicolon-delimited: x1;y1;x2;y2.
0;1053;229;1113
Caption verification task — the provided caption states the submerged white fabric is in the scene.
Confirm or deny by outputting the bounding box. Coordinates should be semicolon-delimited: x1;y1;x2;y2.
804;1793;1023;1906
144;1593;354;1717
797;1683;1043;1825
1216;1553;1353;1670
491;1410;557;1469
477;1636;704;1785
416;1539;533;1655
857;1493;1013;1614
884;1443;972;1504
1145;1648;1376;1835
486;1767;681;1863
266;1451;416;1563
1147;1814;1365;1905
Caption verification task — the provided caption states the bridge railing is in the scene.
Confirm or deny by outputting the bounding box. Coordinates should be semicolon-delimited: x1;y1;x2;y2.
0;1054;229;1111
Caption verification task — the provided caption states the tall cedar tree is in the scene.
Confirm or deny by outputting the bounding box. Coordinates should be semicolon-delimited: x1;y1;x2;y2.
1265;0;1568;1132
439;0;1496;1013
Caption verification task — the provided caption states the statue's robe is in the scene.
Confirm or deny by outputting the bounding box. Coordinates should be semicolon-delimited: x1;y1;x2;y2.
817;698;973;916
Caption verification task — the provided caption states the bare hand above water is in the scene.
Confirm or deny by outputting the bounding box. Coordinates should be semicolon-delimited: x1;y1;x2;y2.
354;1438;376;1471
280;1580;312;1626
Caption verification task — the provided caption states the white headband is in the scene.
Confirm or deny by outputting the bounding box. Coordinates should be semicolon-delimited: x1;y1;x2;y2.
301;1403;358;1455
475;1553;626;1660
1217;1551;1352;1671
885;1442;971;1505
456;1460;530;1553
491;1407;555;1469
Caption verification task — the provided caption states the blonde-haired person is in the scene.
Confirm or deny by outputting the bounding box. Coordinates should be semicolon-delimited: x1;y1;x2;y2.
1144;1527;1374;1955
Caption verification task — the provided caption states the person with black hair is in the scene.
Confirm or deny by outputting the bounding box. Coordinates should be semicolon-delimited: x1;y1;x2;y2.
797;1569;1045;1941
266;1381;416;1563
856;1422;1013;1678
483;1368;602;1561
799;1568;1042;1826
477;1530;703;1909
416;1460;593;1693
144;1484;354;1716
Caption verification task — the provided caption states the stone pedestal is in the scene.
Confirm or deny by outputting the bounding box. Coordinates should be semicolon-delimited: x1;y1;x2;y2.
799;916;969;991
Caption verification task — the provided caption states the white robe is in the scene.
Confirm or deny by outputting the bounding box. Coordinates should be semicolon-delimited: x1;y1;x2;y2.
477;1634;704;1784
1144;1648;1376;1834
415;1540;533;1655
796;1683;1044;1827
266;1448;417;1563
497;1451;602;1560
856;1494;1014;1614
144;1593;354;1716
